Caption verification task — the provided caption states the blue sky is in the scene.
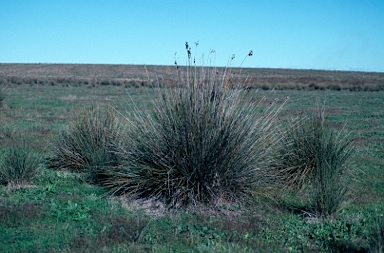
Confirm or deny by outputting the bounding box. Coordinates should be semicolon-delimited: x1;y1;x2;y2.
1;0;383;72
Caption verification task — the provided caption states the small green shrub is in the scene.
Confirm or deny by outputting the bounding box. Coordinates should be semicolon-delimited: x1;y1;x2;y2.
276;108;354;218
48;105;121;178
0;141;42;186
304;217;370;252
328;84;342;91
100;80;110;86
98;52;285;207
305;210;384;252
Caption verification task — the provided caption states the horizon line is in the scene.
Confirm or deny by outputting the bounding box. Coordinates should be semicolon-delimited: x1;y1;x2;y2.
0;62;383;74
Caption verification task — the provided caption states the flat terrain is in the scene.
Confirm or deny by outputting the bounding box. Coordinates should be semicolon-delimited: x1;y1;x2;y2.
1;63;384;91
0;65;383;252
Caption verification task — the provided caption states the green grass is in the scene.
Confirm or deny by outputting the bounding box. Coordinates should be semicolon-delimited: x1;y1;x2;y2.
1;63;384;91
0;85;383;252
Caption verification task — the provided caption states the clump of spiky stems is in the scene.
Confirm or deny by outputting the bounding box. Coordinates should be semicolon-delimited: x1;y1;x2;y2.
0;140;42;187
48;105;122;178
98;50;285;207
310;123;354;218
276;107;354;218
275;114;323;189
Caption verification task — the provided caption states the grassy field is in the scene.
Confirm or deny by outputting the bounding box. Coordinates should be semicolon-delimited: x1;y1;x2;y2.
1;63;384;91
0;77;383;252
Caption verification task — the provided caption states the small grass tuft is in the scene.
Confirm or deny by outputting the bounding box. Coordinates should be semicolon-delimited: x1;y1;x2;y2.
48;105;122;179
0;140;42;186
276;107;354;218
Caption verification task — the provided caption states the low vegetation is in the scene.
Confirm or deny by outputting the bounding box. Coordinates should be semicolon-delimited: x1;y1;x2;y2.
48;105;122;181
1;63;384;91
0;58;383;251
0;140;42;187
276;107;354;218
